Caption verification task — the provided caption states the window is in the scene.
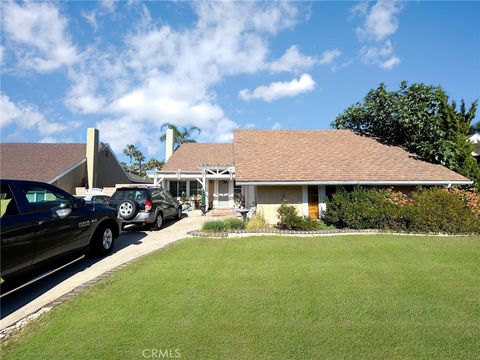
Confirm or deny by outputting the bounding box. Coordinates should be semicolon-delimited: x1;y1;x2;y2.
325;185;336;201
112;189;148;202
163;190;175;203
169;181;187;198
23;185;72;210
0;185;19;217
190;181;201;196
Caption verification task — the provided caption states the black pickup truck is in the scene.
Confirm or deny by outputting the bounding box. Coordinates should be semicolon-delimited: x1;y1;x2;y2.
0;179;120;295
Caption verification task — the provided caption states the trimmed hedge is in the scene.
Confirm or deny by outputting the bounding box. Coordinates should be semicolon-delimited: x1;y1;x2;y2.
324;187;480;234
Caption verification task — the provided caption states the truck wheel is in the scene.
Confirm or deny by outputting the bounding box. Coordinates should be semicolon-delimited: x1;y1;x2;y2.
91;223;116;255
152;213;163;231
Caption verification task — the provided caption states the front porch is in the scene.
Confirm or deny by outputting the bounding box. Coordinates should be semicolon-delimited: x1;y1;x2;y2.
148;165;254;210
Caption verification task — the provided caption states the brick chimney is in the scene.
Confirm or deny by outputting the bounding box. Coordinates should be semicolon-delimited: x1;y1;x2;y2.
86;128;99;189
165;128;174;161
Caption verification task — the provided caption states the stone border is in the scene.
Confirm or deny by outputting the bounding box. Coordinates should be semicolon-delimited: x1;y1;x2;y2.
188;228;477;238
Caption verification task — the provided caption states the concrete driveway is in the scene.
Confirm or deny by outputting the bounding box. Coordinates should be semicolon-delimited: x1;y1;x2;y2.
0;211;206;331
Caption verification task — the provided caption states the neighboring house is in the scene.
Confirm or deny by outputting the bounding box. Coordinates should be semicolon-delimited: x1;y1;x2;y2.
152;129;472;224
0;128;149;194
469;133;480;163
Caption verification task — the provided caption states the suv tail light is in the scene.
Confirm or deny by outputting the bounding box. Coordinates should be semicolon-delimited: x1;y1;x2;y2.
145;200;152;212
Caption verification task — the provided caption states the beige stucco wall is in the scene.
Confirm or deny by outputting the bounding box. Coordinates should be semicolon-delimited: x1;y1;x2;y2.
52;163;87;194
256;185;303;224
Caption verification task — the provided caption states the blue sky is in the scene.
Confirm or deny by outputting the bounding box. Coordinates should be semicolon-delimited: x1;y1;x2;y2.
1;1;479;161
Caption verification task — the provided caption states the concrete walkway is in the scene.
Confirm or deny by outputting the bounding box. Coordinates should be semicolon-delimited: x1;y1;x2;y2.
0;211;206;331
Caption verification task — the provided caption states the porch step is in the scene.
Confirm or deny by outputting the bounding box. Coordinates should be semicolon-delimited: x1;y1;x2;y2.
208;208;236;217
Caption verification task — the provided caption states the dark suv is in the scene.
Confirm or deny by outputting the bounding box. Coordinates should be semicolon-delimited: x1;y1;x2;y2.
109;187;181;230
1;180;120;293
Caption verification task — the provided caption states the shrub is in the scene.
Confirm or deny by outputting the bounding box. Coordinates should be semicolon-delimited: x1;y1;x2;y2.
324;186;480;234
223;217;245;231
324;188;394;229
202;219;227;232
245;211;270;230
408;188;480;234
201;218;245;232
299;217;335;231
277;203;303;230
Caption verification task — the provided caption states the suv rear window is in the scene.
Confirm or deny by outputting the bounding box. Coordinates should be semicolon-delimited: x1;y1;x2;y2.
112;189;149;202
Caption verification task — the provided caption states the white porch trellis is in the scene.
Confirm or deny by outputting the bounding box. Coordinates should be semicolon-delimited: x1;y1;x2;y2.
146;164;235;208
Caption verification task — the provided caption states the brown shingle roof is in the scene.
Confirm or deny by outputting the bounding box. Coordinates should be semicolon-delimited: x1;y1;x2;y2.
233;130;470;183
1;143;87;182
162;143;234;172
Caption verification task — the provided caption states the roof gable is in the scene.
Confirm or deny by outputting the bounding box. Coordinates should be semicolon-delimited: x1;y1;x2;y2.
162;143;234;172
1;143;87;182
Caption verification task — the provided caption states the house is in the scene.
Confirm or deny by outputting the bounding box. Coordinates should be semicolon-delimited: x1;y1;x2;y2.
150;129;472;224
469;133;480;163
0;128;148;194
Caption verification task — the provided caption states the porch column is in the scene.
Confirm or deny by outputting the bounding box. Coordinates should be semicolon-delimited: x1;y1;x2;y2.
302;185;308;217
318;185;326;217
228;180;234;207
213;180;219;208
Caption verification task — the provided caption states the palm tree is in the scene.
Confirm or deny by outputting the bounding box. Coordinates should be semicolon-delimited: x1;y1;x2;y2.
160;123;201;150
144;158;164;171
123;144;137;166
133;149;145;172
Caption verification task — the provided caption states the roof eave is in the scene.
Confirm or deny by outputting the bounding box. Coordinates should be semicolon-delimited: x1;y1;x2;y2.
235;180;473;186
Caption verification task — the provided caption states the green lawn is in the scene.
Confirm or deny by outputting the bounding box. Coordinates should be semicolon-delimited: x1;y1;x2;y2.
2;235;480;359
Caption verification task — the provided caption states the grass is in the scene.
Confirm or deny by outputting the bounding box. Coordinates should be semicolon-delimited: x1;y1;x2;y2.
2;235;480;359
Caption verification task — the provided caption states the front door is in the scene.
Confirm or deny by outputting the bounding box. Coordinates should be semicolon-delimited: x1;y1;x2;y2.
218;180;229;208
308;186;319;219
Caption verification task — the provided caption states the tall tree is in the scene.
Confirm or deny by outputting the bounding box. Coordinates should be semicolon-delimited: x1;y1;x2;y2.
133;149;145;174
159;123;201;151
332;81;479;189
144;158;164;171
123;144;137;166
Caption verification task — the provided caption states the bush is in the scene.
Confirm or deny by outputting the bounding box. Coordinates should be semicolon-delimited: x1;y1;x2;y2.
300;217;335;231
277;203;335;231
277;203;303;230
223;217;245;231
408;188;480;234
324;188;395;229
245;211;270;230
324;186;480;234
201;218;245;232
202;219;228;232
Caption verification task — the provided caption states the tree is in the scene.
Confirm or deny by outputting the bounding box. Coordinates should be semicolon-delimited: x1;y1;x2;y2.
144;158;164;171
133;149;145;175
332;81;480;189
159;123;201;151
123;144;137;167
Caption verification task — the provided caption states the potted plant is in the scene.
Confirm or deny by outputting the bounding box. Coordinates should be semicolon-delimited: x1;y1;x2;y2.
199;190;207;215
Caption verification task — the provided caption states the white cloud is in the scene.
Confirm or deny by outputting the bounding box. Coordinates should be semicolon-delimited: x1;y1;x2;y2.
100;0;116;12
82;11;98;32
318;49;342;65
0;93;67;136
1;2;78;72
352;1;403;70
270;45;316;73
272;122;282;130
239;73;315;102
60;2;302;154
355;1;402;41
380;55;400;70
360;40;400;70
